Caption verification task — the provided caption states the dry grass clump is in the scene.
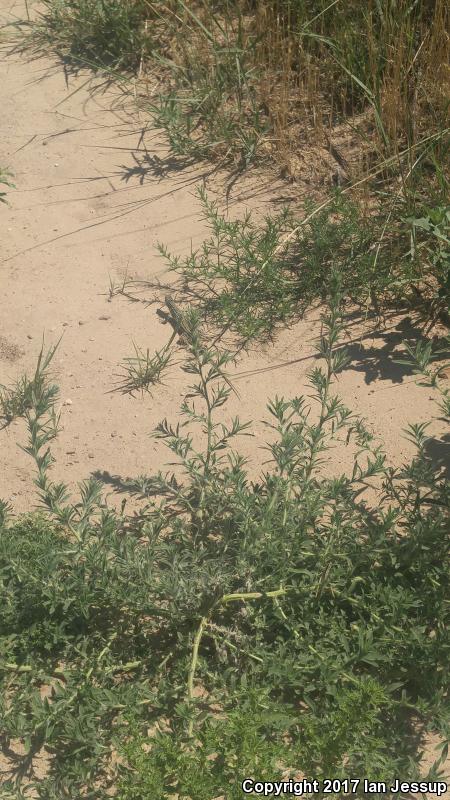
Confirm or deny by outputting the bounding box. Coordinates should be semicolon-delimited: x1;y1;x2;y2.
157;0;449;176
29;0;449;176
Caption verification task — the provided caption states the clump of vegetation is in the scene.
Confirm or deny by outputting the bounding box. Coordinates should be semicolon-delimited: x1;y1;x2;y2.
0;344;57;429
24;0;449;323
30;0;160;70
28;1;449;171
0;167;14;204
111;188;449;343
1;283;448;798
2;4;449;793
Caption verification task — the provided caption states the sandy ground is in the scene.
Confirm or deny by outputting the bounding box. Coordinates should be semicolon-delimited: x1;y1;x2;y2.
1;18;448;510
0;0;449;792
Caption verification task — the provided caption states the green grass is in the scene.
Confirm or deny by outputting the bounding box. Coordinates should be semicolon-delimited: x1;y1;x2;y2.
1;289;448;798
31;0;157;70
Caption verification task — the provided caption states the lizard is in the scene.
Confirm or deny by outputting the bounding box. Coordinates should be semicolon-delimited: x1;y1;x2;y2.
156;295;198;347
156;295;240;398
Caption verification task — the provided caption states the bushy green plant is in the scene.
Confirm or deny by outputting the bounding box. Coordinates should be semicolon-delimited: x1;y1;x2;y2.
1;282;448;798
0;344;57;429
405;204;450;313
156;189;297;341
32;0;159;69
117;679;411;800
118;189;441;343
118;688;296;800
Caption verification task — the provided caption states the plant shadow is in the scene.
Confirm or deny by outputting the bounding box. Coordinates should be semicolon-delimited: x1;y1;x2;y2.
342;316;449;385
119;150;198;184
92;469;147;496
424;433;450;479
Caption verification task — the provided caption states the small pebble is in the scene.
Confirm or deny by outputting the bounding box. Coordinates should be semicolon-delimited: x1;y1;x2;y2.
27;334;33;340
99;315;110;321
63;399;73;406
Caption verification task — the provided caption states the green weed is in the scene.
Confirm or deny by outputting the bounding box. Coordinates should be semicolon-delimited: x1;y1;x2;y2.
116;188;446;343
0;342;58;429
114;341;173;396
1;282;448;798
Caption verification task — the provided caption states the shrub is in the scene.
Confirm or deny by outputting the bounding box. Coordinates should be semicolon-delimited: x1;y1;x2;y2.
115;189;449;343
1;285;448;797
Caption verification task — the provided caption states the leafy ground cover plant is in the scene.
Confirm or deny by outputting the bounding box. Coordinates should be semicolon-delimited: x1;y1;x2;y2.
1;281;448;798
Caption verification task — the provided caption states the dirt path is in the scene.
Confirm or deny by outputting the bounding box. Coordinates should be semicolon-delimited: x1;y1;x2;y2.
1;0;448;514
